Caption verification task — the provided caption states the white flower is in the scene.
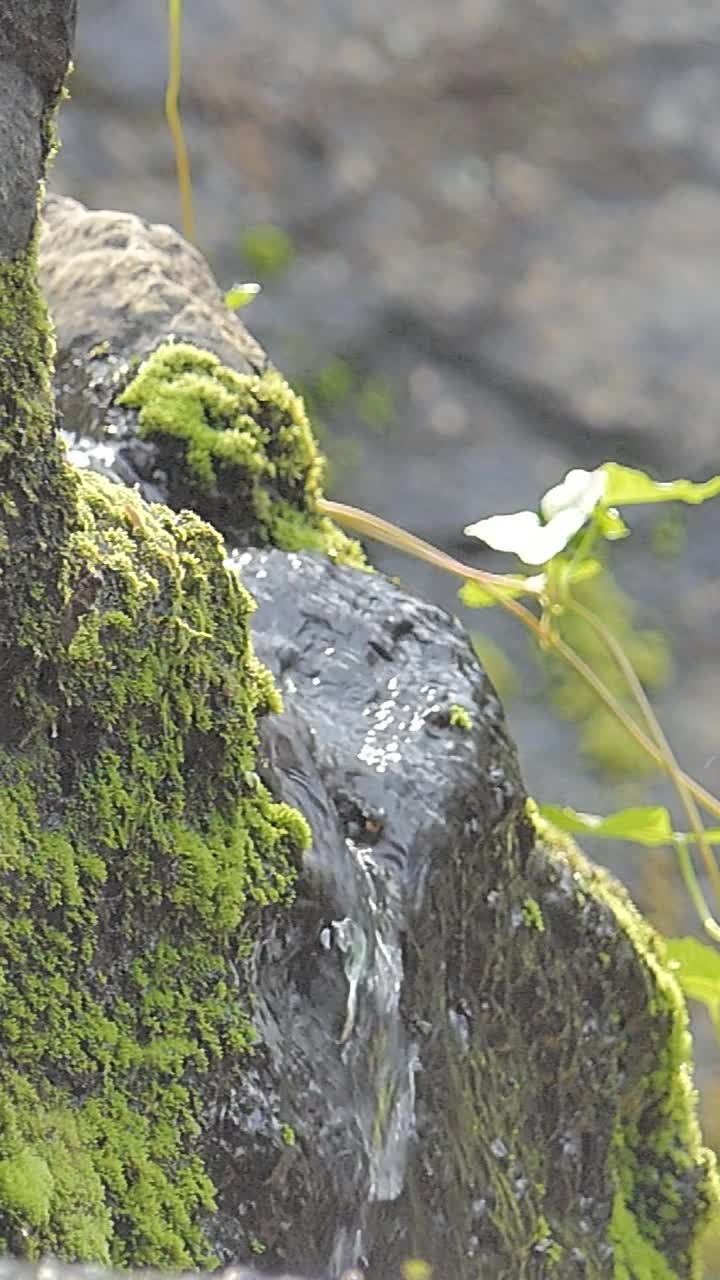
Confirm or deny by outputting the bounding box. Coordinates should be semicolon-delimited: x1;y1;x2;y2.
540;468;607;522
464;468;607;566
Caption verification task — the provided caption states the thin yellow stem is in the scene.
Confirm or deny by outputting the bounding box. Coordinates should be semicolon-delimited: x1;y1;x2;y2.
166;0;195;242
320;497;720;823
319;499;536;601
545;629;720;819
675;840;720;943
569;599;720;927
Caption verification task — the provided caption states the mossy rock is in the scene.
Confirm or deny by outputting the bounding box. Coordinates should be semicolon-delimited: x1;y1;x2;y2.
117;341;366;565
0;459;309;1264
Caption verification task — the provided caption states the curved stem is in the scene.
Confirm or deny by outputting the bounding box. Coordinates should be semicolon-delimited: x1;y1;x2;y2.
321;497;720;823
166;0;195;242
675;840;720;943
569;599;720;929
320;499;538;601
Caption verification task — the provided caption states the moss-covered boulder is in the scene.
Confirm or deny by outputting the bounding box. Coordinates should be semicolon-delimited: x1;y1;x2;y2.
0;4;717;1276
0;469;309;1265
39;195;364;566
0;7;308;1266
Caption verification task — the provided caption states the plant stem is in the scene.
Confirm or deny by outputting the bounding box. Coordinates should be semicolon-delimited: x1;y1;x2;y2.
321;497;720;824
675;840;720;943
166;0;195;242
570;599;720;930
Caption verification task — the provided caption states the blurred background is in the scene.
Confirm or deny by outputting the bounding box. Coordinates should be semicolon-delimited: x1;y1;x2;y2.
53;0;720;1150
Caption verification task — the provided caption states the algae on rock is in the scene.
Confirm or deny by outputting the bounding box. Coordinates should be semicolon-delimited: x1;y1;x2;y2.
117;340;366;565
0;6;309;1264
0;465;309;1265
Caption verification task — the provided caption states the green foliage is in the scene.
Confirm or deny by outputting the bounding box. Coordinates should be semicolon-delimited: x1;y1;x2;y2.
238;224;295;278
400;1261;432;1280
224;282;261;311
294;359;397;475
546;566;671;776
460;576;537;609
602;464;720;508
665;938;720;1035
539;803;675;846
312;358;355;405
652;509;687;559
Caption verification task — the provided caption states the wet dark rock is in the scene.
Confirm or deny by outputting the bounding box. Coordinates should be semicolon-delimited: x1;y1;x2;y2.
32;196;717;1278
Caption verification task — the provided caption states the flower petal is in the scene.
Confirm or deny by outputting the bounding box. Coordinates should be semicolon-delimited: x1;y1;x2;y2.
464;508;585;564
464;510;543;552
540;468;607;522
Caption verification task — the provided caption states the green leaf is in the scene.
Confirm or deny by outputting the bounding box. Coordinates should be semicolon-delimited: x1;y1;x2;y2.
567;558;603;584
224;282;261;311
602;462;720;507
538;803;673;846
595;507;629;540
460;576;538;609
664;936;720;1006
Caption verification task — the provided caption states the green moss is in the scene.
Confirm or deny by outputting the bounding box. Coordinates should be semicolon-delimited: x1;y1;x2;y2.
610;1191;678;1280
0;246;78;668
448;703;472;731
280;1124;296;1147
118;342;366;567
1;72;315;1274
0;1148;54;1226
0;466;310;1266
533;1214;564;1264
401;1261;432;1280
530;803;720;1278
521;897;545;932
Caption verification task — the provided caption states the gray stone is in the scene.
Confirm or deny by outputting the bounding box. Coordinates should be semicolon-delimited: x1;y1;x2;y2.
40;195;266;378
0;0;75;258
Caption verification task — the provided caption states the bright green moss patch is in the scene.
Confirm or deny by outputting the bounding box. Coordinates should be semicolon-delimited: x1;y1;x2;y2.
0;466;310;1266
521;896;545;932
610;1191;678;1280
448;703;472;731
118;342;366;567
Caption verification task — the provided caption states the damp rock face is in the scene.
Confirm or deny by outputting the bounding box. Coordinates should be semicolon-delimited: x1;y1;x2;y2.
23;194;719;1278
